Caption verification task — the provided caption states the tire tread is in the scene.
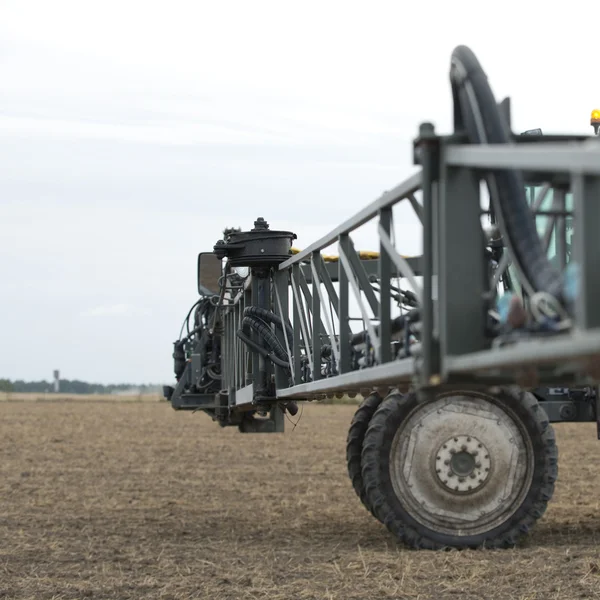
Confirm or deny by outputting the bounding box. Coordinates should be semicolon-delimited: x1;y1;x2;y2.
361;387;558;550
346;392;383;516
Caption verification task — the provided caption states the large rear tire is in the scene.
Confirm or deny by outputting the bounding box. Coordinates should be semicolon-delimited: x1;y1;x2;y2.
361;387;558;549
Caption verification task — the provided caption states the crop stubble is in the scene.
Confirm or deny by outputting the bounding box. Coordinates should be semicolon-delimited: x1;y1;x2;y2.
1;400;600;599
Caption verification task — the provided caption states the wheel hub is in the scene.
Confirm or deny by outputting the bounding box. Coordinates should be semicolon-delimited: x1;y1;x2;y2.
389;392;535;536
435;435;491;493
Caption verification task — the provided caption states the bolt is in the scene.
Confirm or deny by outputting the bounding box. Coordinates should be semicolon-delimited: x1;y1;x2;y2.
443;480;448;484
485;467;489;472
485;454;489;459
454;437;458;442
436;455;441;460
468;486;472;490
470;473;476;479
443;444;447;449
436;468;441;473
461;445;467;451
447;471;453;478
467;437;472;442
444;460;450;466
455;486;459;491
471;451;478;457
478;443;482;448
459;477;465;483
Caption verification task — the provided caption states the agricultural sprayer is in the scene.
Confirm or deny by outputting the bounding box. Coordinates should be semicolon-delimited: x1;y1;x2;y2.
163;46;600;550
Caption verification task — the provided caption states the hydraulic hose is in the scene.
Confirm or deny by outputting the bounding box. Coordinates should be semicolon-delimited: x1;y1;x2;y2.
240;316;289;363
236;330;290;369
243;306;294;347
449;45;563;302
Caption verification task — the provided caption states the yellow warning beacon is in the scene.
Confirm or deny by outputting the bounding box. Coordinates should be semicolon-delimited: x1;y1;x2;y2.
592;109;600;135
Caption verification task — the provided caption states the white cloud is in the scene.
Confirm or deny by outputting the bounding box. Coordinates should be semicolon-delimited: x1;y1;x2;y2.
0;114;294;147
80;304;151;318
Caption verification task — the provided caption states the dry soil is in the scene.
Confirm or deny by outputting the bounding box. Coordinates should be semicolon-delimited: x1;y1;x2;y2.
1;400;600;599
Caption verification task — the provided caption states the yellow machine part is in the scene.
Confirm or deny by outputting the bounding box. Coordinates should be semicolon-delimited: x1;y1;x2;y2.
290;247;413;262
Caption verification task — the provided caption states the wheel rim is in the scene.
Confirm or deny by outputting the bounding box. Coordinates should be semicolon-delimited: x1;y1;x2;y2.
388;391;535;538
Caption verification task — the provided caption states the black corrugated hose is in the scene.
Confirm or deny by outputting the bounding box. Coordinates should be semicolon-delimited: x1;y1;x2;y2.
243;306;294;348
449;45;563;303
239;316;290;365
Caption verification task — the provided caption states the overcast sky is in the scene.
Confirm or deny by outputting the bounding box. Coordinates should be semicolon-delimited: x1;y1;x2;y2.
0;0;595;385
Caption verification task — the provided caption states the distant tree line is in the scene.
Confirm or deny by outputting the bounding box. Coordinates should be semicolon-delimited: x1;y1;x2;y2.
0;378;163;394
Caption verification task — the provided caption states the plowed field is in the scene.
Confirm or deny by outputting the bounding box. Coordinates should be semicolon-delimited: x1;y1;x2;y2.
1;400;600;599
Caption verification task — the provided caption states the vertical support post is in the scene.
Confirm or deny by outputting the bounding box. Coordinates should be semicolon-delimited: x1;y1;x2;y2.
498;97;512;132
378;207;393;363
291;264;305;384
338;234;351;373
415;122;440;385
311;251;322;380
221;309;235;390
222;309;228;390
572;175;600;330
251;278;260;390
237;291;245;390
252;269;272;395
273;269;290;390
554;188;567;271
230;295;234;392
269;404;285;433
243;288;252;386
438;161;488;362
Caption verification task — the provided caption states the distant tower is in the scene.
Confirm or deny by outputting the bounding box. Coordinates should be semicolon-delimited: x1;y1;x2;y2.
53;370;60;393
